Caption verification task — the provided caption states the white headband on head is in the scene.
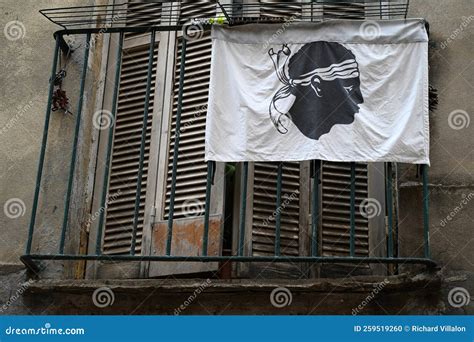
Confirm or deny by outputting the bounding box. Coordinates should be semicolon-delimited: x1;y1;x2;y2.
269;44;360;134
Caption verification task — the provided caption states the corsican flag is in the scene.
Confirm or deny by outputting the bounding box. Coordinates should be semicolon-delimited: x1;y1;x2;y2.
205;19;429;164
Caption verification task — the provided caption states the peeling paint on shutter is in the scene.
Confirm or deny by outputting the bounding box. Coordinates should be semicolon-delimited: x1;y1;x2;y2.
163;33;213;219
251;162;302;257
320;162;370;257
102;43;159;255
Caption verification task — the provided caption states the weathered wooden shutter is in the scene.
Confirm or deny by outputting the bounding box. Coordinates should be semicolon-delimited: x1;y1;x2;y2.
101;43;159;256
320;162;369;258
163;35;213;220
149;3;226;277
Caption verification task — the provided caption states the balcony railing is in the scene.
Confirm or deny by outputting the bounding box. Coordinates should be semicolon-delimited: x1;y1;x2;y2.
21;1;435;275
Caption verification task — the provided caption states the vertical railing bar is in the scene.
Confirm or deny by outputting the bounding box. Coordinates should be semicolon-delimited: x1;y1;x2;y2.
130;29;156;256
275;163;283;256
311;160;321;257
96;32;124;256
202;161;213;256
422;164;430;259
59;33;91;255
386;162;394;258
238;162;249;256
25;35;61;255
350;162;356;257
166;37;187;256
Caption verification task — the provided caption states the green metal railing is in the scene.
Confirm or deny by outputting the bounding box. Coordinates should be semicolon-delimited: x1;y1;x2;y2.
21;1;434;274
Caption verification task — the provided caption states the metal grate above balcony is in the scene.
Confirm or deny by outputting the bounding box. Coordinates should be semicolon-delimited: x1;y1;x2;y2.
40;1;410;31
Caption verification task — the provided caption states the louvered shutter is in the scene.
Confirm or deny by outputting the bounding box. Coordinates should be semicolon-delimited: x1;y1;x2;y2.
320;162;369;258
100;43;159;256
235;162;310;278
149;3;226;277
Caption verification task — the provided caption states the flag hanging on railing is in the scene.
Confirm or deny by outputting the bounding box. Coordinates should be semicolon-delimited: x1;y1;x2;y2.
205;19;429;164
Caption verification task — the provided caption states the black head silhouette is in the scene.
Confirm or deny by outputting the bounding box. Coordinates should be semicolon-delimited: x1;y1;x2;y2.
269;41;364;140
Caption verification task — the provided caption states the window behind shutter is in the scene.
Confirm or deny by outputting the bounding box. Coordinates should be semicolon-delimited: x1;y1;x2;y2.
101;43;159;256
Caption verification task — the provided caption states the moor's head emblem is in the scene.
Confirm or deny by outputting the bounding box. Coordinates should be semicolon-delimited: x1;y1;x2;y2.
269;41;364;140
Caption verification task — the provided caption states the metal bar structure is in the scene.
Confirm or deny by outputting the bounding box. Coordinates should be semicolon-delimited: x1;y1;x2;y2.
311;160;321;257
59;33;91;254
20;254;437;267
96;32;124;255
25;36;61;255
386;162;394;258
130;30;156;256
22;1;435;274
202;161;214;256
275;163;283;256
349;162;356;257
422;164;430;259
166;37;187;256
238;162;249;257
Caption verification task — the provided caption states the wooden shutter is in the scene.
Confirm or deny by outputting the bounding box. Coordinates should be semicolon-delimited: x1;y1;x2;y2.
149;9;226;276
236;162;310;278
259;0;303;18
163;35;213;220
101;43;159;256
125;1;163;40
320;162;369;258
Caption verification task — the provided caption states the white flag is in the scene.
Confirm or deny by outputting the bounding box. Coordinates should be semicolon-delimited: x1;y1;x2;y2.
205;19;429;164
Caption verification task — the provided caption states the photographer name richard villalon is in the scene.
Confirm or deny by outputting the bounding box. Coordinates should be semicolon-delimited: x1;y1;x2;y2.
410;325;467;333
